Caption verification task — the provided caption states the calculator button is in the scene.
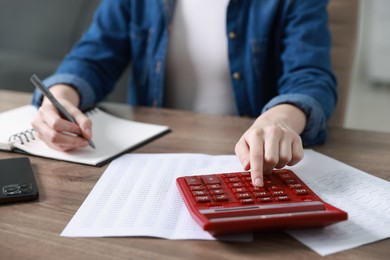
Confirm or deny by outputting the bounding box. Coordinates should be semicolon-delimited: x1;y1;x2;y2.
275;195;290;201
243;176;252;182
192;190;209;196
226;177;241;183
229;182;244;188
239;172;251;177
293;188;309;195
207;184;221;189
283;178;297;184
232;187;247;193
288;183;303;189
253;191;270;197
271;190;286;196
264;179;275;185
210;189;225;195
202;175;220;184
190;186;206;191
236;193;252;199
248;185;265;192
195;196;211;203
267;185;282;191
240;198;254;204
214;195;230;202
185;177;202;186
258;197;273;202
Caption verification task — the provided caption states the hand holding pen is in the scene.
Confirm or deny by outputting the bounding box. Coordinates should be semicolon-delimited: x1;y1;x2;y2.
30;74;96;150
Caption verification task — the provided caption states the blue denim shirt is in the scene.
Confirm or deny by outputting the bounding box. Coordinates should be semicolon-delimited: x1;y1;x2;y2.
33;0;337;146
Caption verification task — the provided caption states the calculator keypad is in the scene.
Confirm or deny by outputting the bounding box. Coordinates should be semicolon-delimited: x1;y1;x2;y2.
184;169;317;205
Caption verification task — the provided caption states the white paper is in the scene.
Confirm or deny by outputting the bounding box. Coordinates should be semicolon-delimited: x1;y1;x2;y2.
286;150;390;256
61;153;252;241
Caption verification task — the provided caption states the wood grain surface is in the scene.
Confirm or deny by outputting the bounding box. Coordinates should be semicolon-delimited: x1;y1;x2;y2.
0;90;388;260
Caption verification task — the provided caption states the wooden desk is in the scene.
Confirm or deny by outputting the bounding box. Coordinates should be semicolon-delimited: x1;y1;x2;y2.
1;90;389;259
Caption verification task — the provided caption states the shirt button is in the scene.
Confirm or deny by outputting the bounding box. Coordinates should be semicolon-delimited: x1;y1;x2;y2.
229;31;237;39
232;72;241;80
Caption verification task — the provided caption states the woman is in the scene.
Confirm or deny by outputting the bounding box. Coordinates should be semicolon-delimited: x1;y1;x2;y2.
32;0;337;187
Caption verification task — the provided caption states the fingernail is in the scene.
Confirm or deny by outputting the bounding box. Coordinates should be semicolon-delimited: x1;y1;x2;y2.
254;177;263;187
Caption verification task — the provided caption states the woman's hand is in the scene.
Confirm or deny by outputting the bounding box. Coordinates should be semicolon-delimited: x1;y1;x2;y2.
235;104;306;187
31;84;93;151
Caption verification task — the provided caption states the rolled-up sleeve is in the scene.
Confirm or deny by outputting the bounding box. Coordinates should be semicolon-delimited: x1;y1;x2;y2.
32;74;96;111
271;0;337;146
262;94;327;146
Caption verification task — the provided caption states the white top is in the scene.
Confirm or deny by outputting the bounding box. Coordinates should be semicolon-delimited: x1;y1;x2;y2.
164;0;237;115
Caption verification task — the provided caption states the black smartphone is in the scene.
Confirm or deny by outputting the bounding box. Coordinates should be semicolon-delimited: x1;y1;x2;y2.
0;157;39;204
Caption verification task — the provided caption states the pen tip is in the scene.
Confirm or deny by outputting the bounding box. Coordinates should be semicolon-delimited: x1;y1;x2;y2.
89;139;96;149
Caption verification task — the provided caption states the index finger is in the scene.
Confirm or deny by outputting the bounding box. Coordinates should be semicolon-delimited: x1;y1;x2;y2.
248;134;264;187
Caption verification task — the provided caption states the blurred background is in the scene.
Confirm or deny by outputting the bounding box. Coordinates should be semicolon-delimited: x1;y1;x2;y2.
346;0;390;133
0;0;389;133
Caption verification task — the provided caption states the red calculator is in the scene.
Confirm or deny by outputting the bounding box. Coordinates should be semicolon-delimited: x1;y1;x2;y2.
176;169;347;236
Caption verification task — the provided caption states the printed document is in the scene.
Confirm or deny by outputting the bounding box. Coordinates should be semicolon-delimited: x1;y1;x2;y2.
61;153;252;241
286;150;390;256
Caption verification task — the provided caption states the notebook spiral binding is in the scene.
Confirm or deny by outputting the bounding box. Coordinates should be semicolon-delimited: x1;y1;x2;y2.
8;129;36;145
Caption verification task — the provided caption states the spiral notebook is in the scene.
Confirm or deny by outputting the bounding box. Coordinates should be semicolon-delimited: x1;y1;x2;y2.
0;105;170;166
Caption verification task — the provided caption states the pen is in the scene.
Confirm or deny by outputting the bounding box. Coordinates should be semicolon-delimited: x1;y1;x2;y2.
30;74;96;149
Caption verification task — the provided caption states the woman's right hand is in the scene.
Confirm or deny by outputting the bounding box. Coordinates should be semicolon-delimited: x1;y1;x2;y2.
31;84;93;151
